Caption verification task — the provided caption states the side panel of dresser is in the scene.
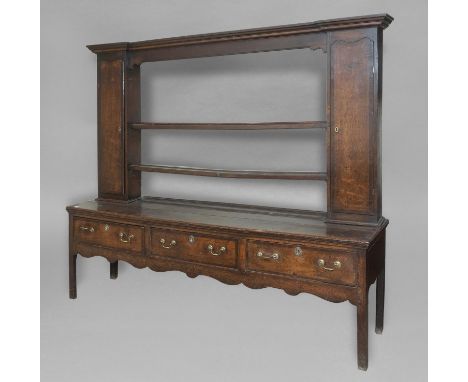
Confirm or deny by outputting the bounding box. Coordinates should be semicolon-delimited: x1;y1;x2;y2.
328;27;383;225
97;50;141;201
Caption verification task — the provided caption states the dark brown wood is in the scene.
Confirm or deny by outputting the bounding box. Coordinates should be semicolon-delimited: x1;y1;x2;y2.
356;247;369;371
87;14;392;65
246;240;358;286
67;198;387;369
75;241;359;304
73;217;144;253
97;56;124;198
150;227;238;269
375;231;386;334
129;164;328;181
125;65;142;200
95;32;326;66
69;253;77;299
327;27;383;224
69;214;77;299
68;198;387;246
357;291;369;370
330;32;373;213
129;121;327;130
97;52;141;201
110;261;118;279
71;14;393;371
375;267;385;334
67;197;386;302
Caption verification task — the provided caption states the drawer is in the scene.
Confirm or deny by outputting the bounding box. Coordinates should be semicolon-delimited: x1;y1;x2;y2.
246;240;357;286
73;218;144;252
150;227;237;268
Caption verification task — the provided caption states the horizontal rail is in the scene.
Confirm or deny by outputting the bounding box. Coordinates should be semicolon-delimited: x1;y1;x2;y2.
129;164;328;181
129;121;328;131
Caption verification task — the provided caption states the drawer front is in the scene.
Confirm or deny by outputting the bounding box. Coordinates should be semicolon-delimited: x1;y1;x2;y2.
73;218;144;252
246;240;356;286
150;228;237;268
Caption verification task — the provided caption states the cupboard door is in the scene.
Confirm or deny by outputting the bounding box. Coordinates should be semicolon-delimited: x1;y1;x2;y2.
328;29;380;223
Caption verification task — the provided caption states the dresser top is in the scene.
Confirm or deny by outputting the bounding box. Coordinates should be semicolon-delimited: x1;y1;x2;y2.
87;13;393;54
67;197;387;248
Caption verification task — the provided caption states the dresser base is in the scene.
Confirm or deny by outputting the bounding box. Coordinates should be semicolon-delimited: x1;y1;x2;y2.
67;197;387;370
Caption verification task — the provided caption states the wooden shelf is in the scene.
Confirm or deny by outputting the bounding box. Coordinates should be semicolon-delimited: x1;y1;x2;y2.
129;164;328;180
129;121;328;131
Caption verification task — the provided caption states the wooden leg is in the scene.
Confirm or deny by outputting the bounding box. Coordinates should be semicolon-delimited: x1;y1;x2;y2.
69;253;77;299
110;261;118;279
375;267;385;334
357;292;368;371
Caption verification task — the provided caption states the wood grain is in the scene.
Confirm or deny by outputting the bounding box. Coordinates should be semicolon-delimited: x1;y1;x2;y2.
98;58;124;196
246;240;357;286
330;35;373;214
150;227;238;269
67;197;387;246
73;217;144;253
129;121;327;130
129;164;328;180
76;14;394;370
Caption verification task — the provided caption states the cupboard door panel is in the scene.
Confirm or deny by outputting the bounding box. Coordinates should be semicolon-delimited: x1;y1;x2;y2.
329;34;375;216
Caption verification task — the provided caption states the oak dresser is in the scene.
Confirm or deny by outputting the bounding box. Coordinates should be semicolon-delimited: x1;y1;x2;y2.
67;14;393;370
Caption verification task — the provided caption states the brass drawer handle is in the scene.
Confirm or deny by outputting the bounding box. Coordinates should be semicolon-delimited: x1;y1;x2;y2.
79;225;95;233
317;259;341;271
256;251;279;260
207;244;226;256
160;238;176;249
119;232;135;243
